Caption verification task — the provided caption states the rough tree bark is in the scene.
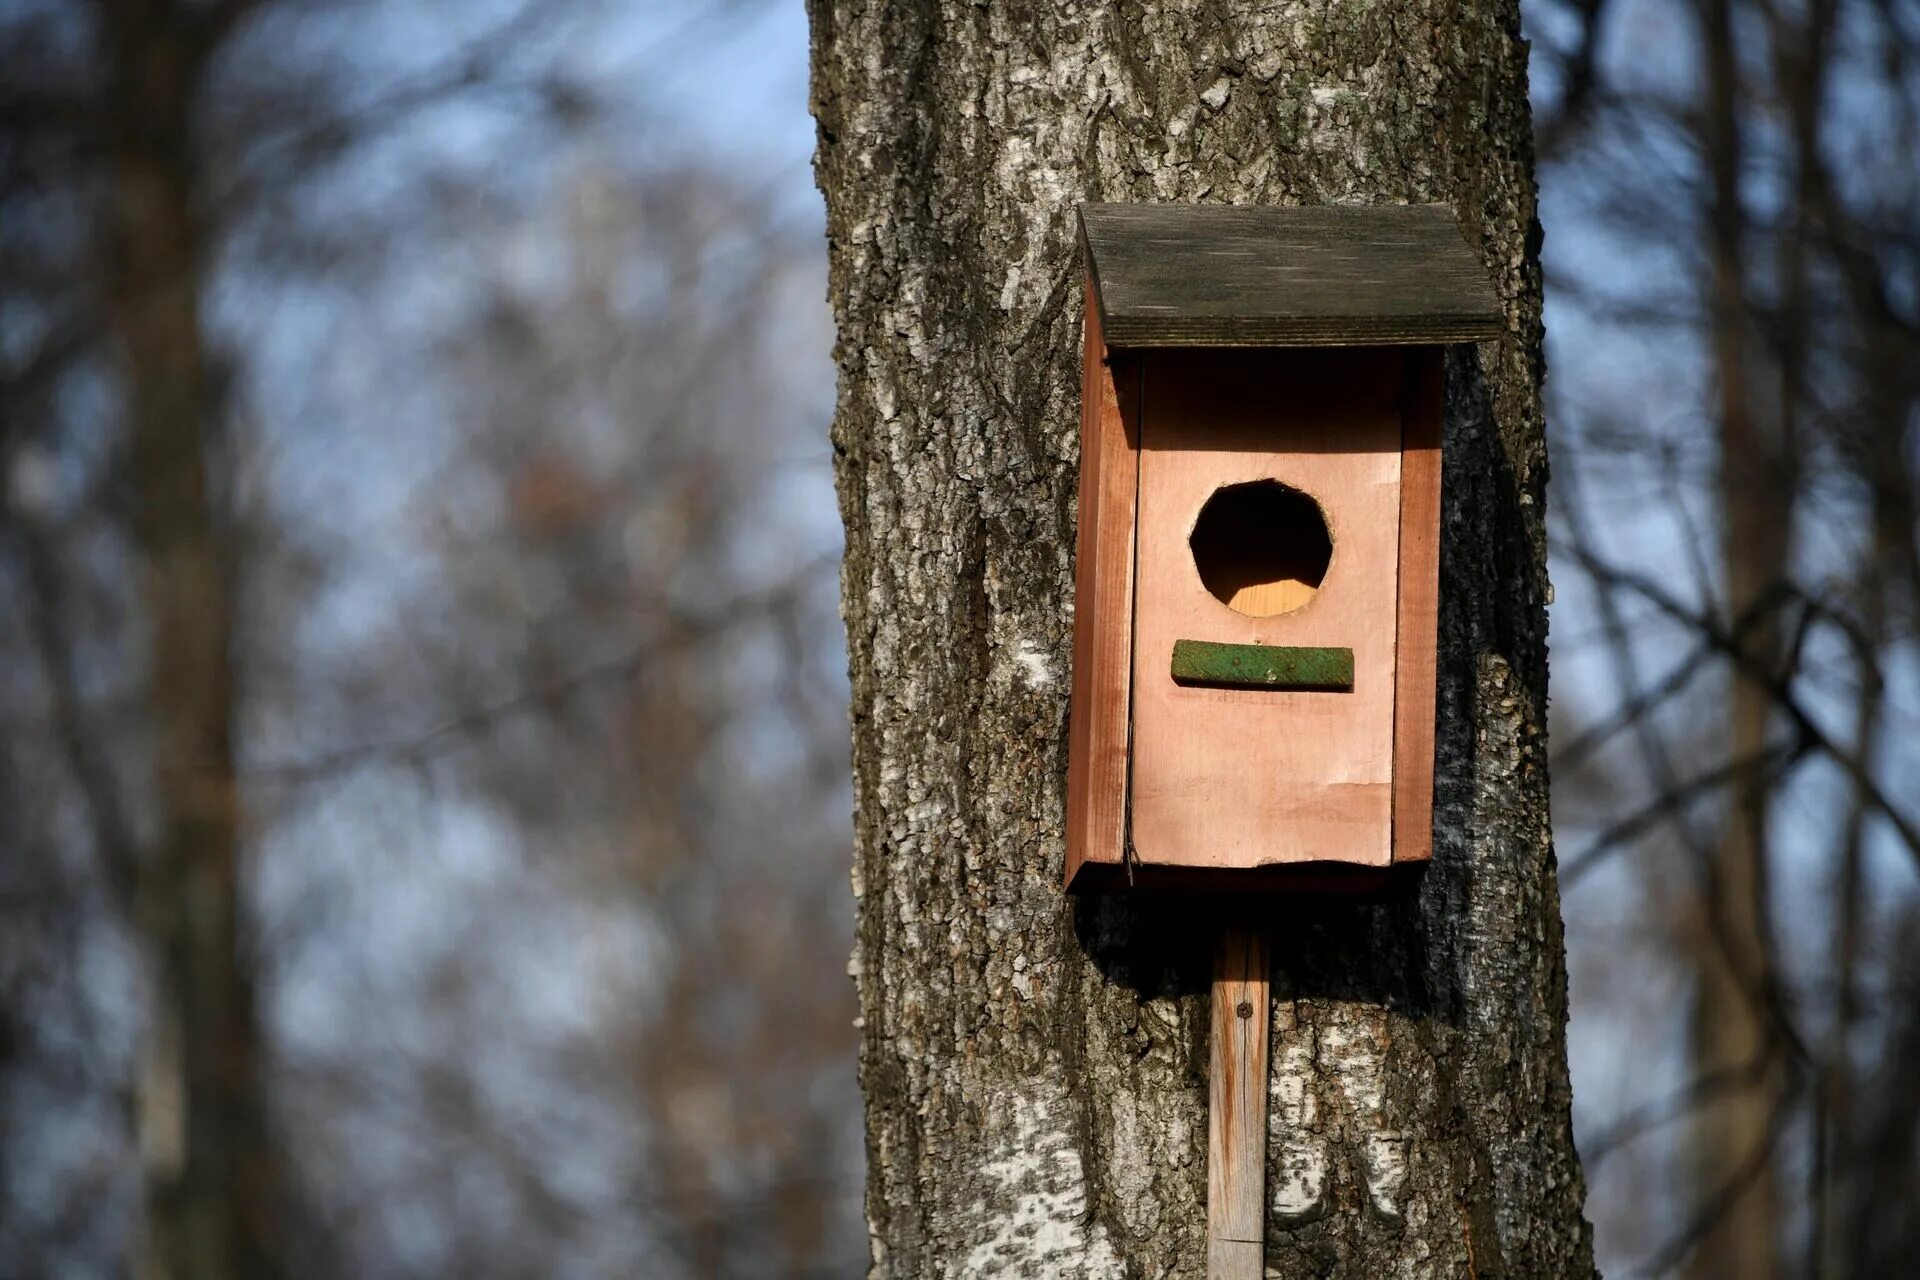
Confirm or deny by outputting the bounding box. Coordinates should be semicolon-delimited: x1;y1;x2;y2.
809;4;1594;1276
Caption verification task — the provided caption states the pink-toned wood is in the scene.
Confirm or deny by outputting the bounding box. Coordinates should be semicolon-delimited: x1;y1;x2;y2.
1207;923;1270;1279
1129;349;1406;870
1064;279;1140;888
1391;350;1444;865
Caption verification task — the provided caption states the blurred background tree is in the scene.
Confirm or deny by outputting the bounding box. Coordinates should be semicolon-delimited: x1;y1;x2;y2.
1;1;854;1277
1534;0;1920;1274
0;0;1915;1277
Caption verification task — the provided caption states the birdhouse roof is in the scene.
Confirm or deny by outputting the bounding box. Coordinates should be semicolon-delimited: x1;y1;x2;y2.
1078;204;1505;349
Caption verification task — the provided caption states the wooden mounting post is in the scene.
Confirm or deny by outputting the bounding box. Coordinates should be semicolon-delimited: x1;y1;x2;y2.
1207;922;1269;1280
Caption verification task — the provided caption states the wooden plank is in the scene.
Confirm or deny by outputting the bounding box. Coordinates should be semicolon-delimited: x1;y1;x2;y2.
1170;640;1354;691
1222;575;1317;616
1064;277;1140;888
1392;350;1444;865
1070;860;1398;896
1128;349;1403;870
1080;203;1504;349
1208;923;1270;1280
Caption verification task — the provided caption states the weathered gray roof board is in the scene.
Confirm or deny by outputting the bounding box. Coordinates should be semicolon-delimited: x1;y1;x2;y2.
1078;203;1506;349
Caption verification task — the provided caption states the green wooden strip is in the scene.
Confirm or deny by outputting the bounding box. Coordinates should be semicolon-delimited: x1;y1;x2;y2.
1170;640;1354;691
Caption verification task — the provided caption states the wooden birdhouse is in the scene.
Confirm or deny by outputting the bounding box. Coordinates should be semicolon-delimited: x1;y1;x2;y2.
1064;204;1504;892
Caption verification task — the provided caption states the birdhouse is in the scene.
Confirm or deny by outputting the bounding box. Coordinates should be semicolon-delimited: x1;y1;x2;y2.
1064;204;1504;892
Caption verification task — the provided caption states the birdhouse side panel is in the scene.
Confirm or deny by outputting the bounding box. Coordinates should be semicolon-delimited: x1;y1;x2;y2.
1064;282;1140;888
1391;349;1445;865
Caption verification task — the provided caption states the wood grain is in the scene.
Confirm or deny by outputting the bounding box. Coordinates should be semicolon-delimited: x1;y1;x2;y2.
1224;577;1316;615
1128;348;1404;869
1064;278;1140;888
1080;203;1504;349
1392;350;1445;865
1208;923;1270;1280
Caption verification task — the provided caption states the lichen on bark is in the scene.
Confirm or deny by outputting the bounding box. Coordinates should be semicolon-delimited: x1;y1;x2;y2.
809;2;1595;1275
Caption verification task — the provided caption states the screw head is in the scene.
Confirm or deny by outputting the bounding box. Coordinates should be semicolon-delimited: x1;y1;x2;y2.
1235;1001;1254;1020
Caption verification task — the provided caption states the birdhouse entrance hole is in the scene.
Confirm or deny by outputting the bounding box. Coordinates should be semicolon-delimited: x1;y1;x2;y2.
1190;480;1332;617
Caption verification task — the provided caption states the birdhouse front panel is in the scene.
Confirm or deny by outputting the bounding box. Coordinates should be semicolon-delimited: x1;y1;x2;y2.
1063;202;1502;892
1128;349;1406;871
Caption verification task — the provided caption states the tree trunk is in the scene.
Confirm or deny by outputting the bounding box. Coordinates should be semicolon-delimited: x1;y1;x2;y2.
100;6;281;1278
809;3;1593;1277
1684;0;1791;1274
